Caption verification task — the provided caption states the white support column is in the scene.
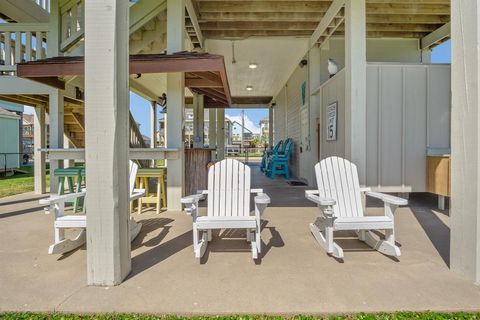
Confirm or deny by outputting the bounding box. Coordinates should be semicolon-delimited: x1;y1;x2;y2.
344;0;367;185
34;106;46;194
193;93;205;148
63;135;74;168
150;101;157;167
216;108;225;160
84;0;131;286
49;89;64;193
208;107;216;159
166;0;185;210
47;0;60;57
150;101;157;149
450;0;480;284
268;106;274;148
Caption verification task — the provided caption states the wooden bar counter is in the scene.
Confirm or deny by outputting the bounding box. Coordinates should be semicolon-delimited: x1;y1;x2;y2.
185;148;215;196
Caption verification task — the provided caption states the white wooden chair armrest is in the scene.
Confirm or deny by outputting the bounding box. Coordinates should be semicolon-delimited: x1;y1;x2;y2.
360;187;372;193
181;194;202;220
251;188;263;194
254;193;271;205
365;191;408;206
39;191;86;205
130;188;146;201
305;192;336;207
254;193;270;218
181;193;203;205
197;190;208;195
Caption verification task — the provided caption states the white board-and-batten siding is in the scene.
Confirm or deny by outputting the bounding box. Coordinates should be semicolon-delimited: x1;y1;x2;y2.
279;62;450;192
365;63;450;192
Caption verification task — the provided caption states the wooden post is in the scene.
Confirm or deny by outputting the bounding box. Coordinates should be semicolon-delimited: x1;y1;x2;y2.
166;0;185;210
193;93;205;148
49;89;64;193
216;108;225;160
344;0;367;185
450;0;480;284
34;106;46;194
84;0;131;286
150;101;157;167
208;108;216;155
150;101;157;148
63;135;74;168
268;106;274;148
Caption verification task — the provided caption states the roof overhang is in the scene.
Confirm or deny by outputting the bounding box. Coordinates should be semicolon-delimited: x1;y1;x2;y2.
17;52;232;108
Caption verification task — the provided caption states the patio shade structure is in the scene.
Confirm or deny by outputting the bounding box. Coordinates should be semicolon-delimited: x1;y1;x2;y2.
16;52;232;108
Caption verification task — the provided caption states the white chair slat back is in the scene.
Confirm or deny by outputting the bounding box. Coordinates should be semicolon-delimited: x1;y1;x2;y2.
208;159;251;217
129;160;139;196
315;157;363;218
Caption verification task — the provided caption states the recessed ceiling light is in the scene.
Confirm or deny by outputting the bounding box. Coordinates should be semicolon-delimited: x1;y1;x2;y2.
248;63;258;69
246;85;253;91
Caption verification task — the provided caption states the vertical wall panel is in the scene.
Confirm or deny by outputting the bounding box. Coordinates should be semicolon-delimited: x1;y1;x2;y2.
320;70;346;159
274;86;286;143
366;65;379;187
428;67;451;149
285;65;307;179
379;66;403;187
404;66;428;191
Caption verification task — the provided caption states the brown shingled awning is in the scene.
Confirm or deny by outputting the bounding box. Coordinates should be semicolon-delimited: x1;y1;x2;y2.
16;51;232;108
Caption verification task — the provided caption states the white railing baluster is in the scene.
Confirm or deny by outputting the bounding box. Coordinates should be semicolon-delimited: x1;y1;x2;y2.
15;32;22;63
72;5;78;33
26;32;32;61
4;32;11;66
35;31;44;60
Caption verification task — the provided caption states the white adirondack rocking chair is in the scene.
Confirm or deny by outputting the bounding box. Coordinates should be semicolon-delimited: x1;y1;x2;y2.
181;159;271;260
40;160;145;255
306;156;408;259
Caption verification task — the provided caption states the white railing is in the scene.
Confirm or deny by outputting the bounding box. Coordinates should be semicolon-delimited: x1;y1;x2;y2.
0;23;49;74
60;0;84;53
31;0;50;12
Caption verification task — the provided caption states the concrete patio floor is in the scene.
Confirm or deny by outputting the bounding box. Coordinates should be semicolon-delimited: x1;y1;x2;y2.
1;165;479;315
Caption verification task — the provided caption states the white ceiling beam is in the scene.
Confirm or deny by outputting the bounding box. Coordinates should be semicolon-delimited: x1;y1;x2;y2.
309;0;345;49
421;22;450;50
129;78;162;104
185;0;204;48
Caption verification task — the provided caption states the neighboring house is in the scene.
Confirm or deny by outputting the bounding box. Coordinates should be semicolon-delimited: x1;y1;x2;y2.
162;108;229;147
229;120;253;144
23;114;34;155
0;107;21;171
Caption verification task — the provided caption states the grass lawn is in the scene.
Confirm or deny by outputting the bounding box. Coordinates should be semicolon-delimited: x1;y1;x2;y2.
1;313;480;320
0;166;50;198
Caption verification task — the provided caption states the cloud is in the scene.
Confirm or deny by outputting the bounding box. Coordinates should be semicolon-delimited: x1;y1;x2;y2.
226;115;260;134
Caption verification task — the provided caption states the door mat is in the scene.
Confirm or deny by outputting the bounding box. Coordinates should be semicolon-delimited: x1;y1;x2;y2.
286;180;308;186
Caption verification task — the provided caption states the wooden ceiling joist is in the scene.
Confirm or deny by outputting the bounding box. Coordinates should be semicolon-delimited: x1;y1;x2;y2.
192;0;451;41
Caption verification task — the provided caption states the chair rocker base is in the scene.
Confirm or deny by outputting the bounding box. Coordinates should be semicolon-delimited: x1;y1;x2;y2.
309;222;401;259
358;230;401;257
49;218;143;255
309;223;344;259
48;229;86;255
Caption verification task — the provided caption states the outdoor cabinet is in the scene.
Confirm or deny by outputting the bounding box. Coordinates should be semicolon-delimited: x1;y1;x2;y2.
427;155;451;197
185;148;213;196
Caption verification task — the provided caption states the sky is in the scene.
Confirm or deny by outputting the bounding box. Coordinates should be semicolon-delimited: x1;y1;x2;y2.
23;40;452;136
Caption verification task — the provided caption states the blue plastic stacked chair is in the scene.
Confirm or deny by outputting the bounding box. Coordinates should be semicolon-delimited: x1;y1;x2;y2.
265;138;293;179
260;140;283;172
